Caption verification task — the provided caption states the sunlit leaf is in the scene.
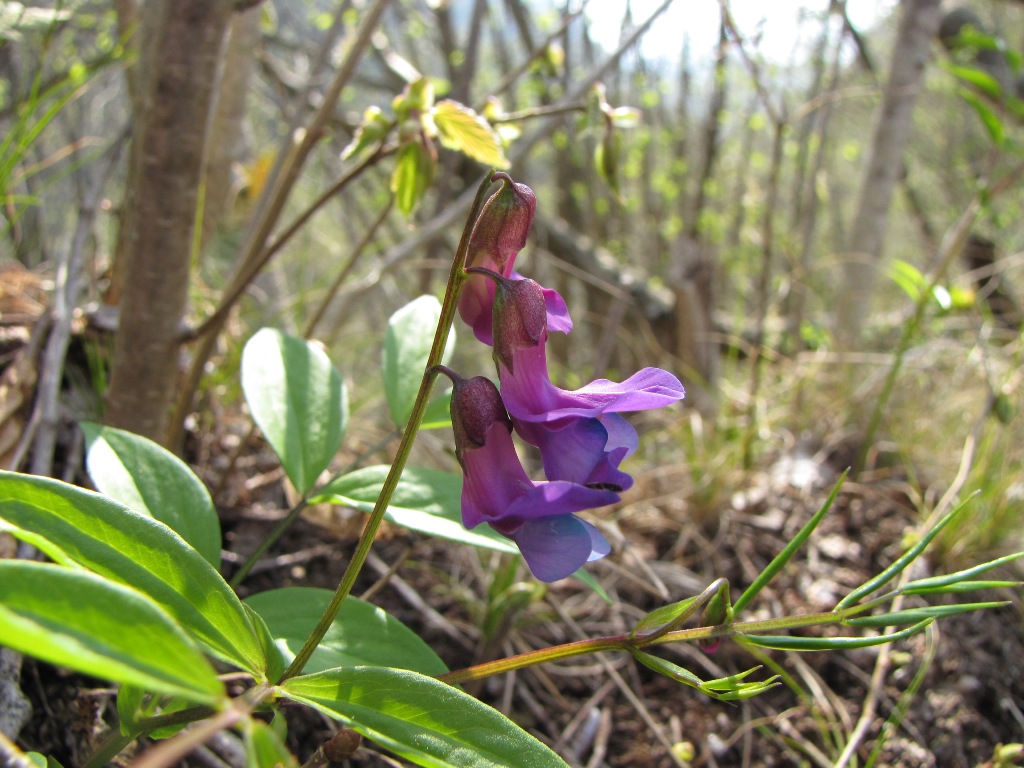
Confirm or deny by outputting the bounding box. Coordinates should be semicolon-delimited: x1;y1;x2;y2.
246;587;447;676
0;561;223;704
241;328;348;495
83;423;221;567
391;141;434;216
0;471;266;675
280;667;570;767
433;100;509;169
310;465;517;554
382;296;453;428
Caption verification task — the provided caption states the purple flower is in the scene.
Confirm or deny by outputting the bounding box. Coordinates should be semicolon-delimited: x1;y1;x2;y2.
488;275;685;486
441;367;618;582
458;175;572;345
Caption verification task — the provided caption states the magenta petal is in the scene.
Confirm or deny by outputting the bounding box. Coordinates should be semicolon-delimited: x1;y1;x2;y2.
516;416;635;491
504;364;685;422
460;422;533;530
542;286;573;334
501;481;618;529
512;514;609;582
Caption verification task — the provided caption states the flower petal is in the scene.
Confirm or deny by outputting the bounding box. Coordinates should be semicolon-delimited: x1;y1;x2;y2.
511;514;609;582
515;416;635;491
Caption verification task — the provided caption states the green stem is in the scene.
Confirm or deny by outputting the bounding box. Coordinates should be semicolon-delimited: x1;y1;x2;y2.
276;171;499;684
437;606;864;686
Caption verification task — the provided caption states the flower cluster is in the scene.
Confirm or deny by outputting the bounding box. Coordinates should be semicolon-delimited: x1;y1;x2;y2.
441;173;684;582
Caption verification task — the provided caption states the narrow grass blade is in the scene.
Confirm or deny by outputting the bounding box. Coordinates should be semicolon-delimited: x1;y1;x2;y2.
733;470;847;615
836;496;976;610
843;602;1008;628
901;551;1024;594
742;619;932;651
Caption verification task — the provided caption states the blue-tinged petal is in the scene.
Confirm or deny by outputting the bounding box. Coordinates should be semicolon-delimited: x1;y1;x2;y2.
501;481;619;530
460;422;534;530
515;417;634;491
512;515;601;582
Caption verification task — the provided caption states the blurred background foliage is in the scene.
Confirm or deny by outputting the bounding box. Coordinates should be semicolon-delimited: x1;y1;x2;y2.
2;0;1024;761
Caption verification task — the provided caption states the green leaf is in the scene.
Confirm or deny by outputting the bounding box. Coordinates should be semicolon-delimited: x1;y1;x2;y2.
310;465;517;554
82;423;221;568
24;754;64;768
630;649;777;701
383;296;453;428
245;587;447;676
280;667;570;768
391;141;435;216
836;496;973;610
733;471;846;615
0;471;266;675
843;602;1007;628
244;718;298;768
0;561;223;704
630;595;704;639
421;390;453;430
432;100;510;169
901;551;1024;594
887;259;926;301
741;619;932;651
959;88;1005;145
947;62;1003;100
241;328;348;495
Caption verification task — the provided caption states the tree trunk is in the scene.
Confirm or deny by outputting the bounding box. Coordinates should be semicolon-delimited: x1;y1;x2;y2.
103;1;235;442
835;0;942;347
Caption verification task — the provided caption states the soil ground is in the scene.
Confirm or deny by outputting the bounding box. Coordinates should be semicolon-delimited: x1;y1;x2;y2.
12;435;1024;768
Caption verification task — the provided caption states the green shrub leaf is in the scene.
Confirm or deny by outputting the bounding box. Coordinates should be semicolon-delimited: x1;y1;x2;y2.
280;666;569;768
391;141;434;216
310;465;517;554
432;100;509;169
246;587;447;676
0;561;223;704
383;295;453;428
82;422;221;567
0;471;266;675
241;328;348;495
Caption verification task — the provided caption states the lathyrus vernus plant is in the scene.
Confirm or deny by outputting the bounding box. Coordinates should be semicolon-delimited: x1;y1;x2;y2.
1;172;1021;768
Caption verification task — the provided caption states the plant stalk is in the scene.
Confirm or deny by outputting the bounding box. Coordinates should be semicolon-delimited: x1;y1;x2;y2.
276;171;499;684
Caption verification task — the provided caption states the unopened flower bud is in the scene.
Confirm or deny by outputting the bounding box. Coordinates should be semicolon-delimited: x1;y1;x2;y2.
458;175;537;345
466;174;537;273
491;276;548;374
436;366;511;465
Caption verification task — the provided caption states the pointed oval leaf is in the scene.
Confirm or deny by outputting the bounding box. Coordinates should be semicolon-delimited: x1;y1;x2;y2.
245;587;447;676
382;296;453;428
310;465;517;554
630;595;702;638
432;100;510;169
241;328;348;495
0;561;223;704
0;470;266;675
280;667;569;768
82;422;221;567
